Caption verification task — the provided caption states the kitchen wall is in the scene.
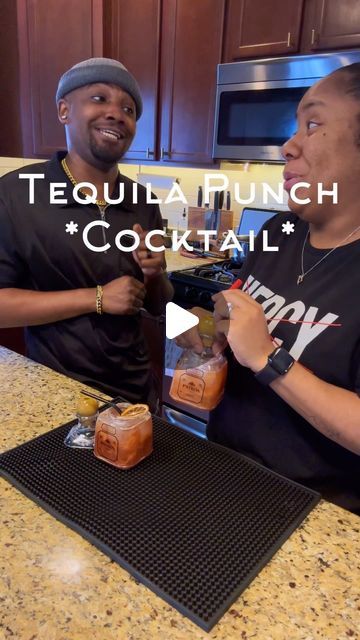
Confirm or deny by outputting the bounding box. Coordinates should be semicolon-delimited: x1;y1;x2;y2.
0;156;286;229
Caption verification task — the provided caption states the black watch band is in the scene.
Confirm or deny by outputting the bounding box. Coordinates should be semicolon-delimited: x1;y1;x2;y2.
254;347;295;385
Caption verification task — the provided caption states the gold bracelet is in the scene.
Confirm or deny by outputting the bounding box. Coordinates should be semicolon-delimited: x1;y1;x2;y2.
96;285;103;315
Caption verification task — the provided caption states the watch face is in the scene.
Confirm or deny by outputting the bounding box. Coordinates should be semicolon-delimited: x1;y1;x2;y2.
269;348;294;374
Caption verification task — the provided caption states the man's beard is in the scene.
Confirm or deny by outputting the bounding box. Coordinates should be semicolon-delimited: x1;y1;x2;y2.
89;132;131;165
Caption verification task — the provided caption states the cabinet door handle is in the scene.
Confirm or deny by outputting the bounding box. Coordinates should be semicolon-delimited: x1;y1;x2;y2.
311;29;317;46
160;147;170;160
146;147;154;159
287;32;292;48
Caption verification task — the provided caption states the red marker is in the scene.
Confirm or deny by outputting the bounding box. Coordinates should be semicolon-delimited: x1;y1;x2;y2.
229;278;243;290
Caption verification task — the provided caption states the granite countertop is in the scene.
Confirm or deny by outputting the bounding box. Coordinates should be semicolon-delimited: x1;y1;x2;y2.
0;346;359;640
165;248;223;272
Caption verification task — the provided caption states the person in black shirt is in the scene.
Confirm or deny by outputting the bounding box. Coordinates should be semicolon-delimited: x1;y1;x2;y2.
177;63;360;514
0;58;173;407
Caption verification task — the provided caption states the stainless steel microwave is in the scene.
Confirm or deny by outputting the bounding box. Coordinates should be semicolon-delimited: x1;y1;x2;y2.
213;50;360;163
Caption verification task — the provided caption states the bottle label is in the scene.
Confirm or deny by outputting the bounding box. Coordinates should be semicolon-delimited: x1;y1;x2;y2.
177;372;205;404
95;423;118;462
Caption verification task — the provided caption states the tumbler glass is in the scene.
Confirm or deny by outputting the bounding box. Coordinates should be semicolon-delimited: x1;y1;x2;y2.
94;403;153;469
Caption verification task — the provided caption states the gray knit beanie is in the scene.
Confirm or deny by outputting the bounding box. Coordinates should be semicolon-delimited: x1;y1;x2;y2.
56;57;143;120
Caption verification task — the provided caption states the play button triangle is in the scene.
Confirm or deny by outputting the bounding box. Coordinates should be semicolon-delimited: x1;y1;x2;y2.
165;302;199;339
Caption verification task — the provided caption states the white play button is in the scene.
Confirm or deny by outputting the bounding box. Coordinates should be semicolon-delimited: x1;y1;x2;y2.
165;302;199;339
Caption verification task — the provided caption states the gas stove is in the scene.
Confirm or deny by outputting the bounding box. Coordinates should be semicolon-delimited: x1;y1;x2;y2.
169;260;243;309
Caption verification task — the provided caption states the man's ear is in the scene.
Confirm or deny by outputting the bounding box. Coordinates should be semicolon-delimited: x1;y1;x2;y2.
57;99;69;124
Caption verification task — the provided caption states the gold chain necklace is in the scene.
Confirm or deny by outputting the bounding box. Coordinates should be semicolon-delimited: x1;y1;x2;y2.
61;157;107;207
297;223;360;285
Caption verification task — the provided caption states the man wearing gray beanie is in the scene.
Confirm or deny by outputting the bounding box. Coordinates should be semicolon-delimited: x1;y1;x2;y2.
0;58;173;410
57;57;143;164
56;58;143;119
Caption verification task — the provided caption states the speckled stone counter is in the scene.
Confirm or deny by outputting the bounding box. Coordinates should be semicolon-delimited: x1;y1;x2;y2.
165;249;222;272
0;347;359;640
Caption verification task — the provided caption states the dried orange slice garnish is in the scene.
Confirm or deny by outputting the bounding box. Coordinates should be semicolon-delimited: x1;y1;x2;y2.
121;403;149;417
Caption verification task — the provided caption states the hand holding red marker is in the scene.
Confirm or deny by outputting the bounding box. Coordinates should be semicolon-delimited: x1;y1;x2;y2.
176;274;342;365
229;278;243;291
212;279;274;369
227;278;341;327
225;278;244;320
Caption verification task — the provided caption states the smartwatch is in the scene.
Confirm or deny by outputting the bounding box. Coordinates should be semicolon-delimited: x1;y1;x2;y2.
255;347;294;385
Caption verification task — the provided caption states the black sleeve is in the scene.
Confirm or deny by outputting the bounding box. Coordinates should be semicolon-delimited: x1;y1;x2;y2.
0;195;27;288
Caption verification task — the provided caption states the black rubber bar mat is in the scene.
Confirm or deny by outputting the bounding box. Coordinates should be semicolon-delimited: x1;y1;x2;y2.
0;414;320;631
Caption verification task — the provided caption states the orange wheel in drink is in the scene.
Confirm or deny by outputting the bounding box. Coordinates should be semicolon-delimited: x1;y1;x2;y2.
121;403;149;418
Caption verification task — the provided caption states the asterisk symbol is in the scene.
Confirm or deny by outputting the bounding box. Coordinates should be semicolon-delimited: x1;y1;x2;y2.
281;221;295;235
65;221;78;235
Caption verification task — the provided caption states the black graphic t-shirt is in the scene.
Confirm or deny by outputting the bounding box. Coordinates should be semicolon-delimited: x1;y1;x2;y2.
207;213;360;513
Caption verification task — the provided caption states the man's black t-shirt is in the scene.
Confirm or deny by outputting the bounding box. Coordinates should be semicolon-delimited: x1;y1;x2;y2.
0;152;164;405
207;213;360;513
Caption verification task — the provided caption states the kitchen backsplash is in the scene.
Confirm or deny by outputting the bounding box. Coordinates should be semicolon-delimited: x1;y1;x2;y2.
0;156;286;230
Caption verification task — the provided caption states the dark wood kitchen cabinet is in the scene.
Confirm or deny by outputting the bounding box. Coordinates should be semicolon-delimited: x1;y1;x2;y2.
4;0;360;161
104;0;160;162
106;0;225;164
223;0;304;60
0;1;23;157
6;0;224;164
301;0;360;52
15;0;103;158
158;0;225;164
223;0;360;62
